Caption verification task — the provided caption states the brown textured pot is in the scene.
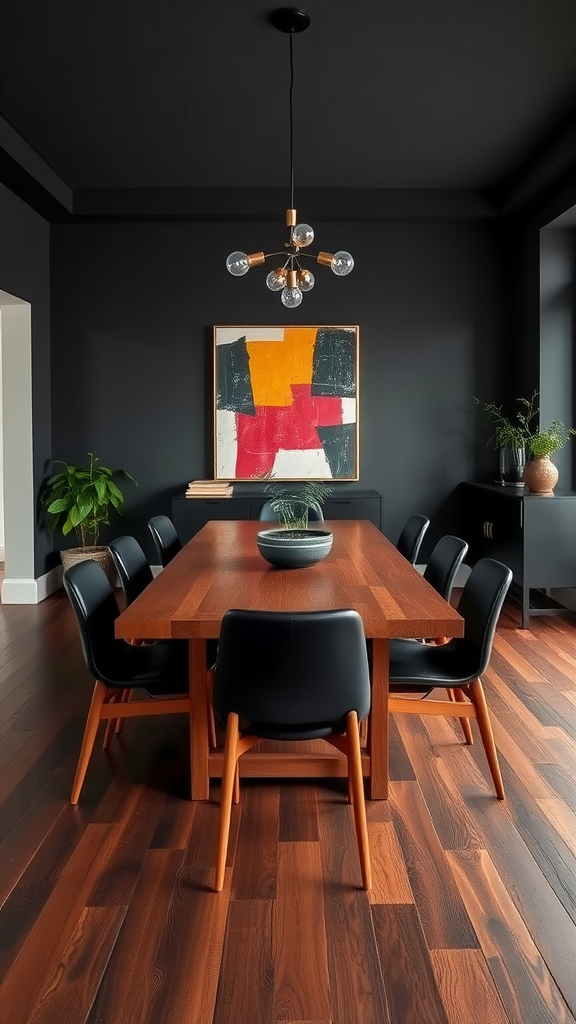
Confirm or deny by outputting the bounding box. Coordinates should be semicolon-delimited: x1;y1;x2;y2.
60;545;117;587
522;455;559;494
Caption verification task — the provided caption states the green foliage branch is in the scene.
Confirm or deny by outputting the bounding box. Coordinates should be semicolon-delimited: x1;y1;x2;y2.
474;390;539;449
41;452;137;547
261;475;334;528
529;420;576;458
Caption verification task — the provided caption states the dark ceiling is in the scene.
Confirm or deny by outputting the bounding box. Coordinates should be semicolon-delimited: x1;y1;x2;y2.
2;0;576;198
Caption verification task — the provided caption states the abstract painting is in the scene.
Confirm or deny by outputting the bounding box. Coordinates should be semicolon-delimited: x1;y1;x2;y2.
214;325;359;480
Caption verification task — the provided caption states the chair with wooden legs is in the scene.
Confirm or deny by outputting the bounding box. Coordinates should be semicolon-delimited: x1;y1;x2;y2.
108;534;218;748
361;534;470;747
388;557;512;798
148;515;182;568
212;608;372;892
63;558;191;804
420;534;471;741
396;513;430;565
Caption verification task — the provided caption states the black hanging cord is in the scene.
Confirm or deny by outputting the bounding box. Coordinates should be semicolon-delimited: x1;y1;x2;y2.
289;31;295;211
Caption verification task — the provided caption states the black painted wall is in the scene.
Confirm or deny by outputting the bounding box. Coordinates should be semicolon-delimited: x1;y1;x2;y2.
49;215;507;564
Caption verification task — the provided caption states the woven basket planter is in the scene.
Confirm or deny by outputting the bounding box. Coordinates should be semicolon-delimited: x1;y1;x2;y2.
60;546;117;587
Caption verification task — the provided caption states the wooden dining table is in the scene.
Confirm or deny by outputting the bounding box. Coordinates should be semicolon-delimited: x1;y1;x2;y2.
114;519;464;799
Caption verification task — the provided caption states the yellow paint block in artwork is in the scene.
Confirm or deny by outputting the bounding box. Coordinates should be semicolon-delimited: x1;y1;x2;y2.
247;327;316;406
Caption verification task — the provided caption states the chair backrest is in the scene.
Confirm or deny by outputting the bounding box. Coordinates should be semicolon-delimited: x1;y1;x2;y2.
214;609;370;739
455;557;512;677
396;514;430;564
148;515;182;567
63;558;121;682
108;534;154;607
258;500;324;523
423;535;469;603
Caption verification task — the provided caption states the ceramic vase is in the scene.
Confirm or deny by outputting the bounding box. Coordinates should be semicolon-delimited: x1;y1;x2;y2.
522;455;558;494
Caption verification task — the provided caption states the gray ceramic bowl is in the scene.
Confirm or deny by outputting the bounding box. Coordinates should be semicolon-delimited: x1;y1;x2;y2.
256;528;334;569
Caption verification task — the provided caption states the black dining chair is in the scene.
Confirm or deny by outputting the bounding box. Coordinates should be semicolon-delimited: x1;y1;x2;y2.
258;500;324;522
212;608;372;892
108;534;154;608
388;557;512;799
109;533;218;748
396;514;430;565
148;514;182;568
63;559;191;804
422;534;469;606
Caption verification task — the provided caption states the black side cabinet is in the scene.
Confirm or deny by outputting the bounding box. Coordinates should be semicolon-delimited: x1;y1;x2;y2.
172;489;383;543
461;482;576;628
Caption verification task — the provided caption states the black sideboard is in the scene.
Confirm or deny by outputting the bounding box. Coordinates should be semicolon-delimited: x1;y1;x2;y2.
461;481;576;628
172;488;383;543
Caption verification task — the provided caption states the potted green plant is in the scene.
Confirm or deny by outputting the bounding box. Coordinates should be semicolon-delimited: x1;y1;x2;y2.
523;419;576;493
261;477;334;528
474;391;539;485
41;452;137;582
257;477;335;567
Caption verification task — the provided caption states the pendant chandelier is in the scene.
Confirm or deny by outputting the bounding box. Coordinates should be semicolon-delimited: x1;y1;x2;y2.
225;7;354;308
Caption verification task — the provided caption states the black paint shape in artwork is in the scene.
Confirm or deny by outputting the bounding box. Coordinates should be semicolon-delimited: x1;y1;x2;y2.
216;336;255;414
317;424;356;478
311;328;356;398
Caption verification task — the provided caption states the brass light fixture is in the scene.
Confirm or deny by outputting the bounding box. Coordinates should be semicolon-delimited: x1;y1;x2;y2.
225;7;354;308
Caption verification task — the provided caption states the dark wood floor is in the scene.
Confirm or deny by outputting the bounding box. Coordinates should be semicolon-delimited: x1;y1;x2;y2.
1;578;576;1024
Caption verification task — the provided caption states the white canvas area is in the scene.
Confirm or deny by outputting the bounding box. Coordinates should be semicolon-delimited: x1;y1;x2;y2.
340;398;356;424
215;409;238;477
271;447;332;478
215;327;285;345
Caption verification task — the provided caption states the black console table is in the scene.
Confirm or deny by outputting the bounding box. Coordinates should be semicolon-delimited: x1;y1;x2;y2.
461;481;576;628
172;488;383;543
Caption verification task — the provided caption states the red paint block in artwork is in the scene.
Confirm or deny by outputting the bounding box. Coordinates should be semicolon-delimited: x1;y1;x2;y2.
235;384;343;477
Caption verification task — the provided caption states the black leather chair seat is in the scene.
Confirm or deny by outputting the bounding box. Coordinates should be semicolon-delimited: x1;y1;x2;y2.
95;636;189;695
389;637;480;690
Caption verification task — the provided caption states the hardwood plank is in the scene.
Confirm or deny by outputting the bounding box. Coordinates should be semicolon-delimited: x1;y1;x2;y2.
212;900;274;1024
430;948;510;1024
29;906;126;1024
0;802;94;976
0;823;118;1023
367;821;414;905
389;781;480;949
318;788;391;1023
447;848;576;1024
371;903;449;1024
231;782;279;899
85;848;184;1024
279;780;319;842
273;842;331;1023
394;713;485;851
447;785;576;1018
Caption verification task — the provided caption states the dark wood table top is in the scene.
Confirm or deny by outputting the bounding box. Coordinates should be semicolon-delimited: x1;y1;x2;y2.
115;519;464;641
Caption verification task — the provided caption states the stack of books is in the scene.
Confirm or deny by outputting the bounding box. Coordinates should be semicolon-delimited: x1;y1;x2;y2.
185;479;233;498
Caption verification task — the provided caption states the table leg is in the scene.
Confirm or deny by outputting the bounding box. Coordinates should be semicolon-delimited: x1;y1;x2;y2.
368;638;389;799
189;639;209;799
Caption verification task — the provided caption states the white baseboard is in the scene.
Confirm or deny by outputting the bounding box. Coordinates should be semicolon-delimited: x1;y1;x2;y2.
1;564;162;604
1;566;62;604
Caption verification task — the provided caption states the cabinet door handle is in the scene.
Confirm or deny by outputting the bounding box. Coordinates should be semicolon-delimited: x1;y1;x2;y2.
489;522;494;539
483;521;488;538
